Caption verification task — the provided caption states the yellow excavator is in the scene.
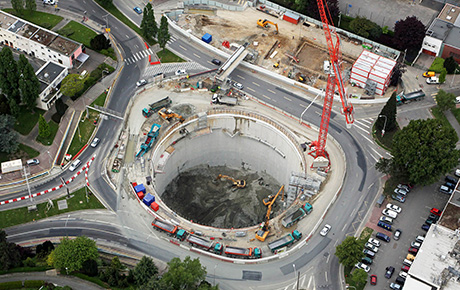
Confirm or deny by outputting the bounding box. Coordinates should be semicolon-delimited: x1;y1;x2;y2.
256;185;284;242
158;107;185;123
257;19;279;34
215;174;246;189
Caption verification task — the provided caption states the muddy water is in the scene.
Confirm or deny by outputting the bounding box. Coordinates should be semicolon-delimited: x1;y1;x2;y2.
161;165;283;229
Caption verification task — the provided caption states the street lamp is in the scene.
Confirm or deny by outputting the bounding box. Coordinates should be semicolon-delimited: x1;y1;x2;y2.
378;114;387;137
101;69;109;79
213;264;218;286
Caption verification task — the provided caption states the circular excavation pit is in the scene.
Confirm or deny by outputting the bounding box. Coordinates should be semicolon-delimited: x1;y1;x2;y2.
152;110;306;229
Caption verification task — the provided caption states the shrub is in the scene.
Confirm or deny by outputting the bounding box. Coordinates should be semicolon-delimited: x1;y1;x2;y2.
429;57;446;73
23;257;35;267
0;281;23;290
90;34;111;50
24;280;45;287
51;113;62;124
81;259;98;277
58;28;74;37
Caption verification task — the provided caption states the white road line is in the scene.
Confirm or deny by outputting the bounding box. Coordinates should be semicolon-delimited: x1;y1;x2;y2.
237;75;245;80
267;89;276;94
342;223;347;232
359;195;365;203
326;254;331;263
355;120;370;128
361;118;373;124
179;45;187;50
299;103;307;108
307;276;313;289
354;123;368;133
193;53;201;58
247;87;255;92
148;48;153;54
283;96;292;102
134;44;139;49
133;54;139;61
325;272;328;282
252;82;260;87
125;34;129;38
368;182;375;189
300;275;306;287
370;147;383;158
334;239;339;247
369;153;379;163
263;95;271;100
351;207;357;217
358;132;374;144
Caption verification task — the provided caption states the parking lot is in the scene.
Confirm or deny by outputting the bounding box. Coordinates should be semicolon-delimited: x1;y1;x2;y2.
363;179;452;289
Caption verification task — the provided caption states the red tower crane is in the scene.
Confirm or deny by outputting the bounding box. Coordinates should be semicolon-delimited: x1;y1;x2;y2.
310;0;354;162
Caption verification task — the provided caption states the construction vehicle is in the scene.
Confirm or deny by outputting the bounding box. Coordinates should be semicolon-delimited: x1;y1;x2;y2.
211;94;238;106
396;90;425;105
215;174;246;189
158;107;185;123
282;202;313;228
152;219;179;236
273;62;279;68
187;234;215;251
268;230;302;253
307;0;354;165
213;243;262;259
298;74;307;83
142;96;172;117
257;19;279;34
136;123;161;158
256;185;284;242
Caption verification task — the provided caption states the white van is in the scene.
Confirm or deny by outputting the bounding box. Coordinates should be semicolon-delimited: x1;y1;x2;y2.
323;60;331;74
382;208;398;219
69;159;81;172
403;259;413;267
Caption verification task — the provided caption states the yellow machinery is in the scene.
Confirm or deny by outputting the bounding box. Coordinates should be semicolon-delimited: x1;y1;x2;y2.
158;107;185;123
256;185;284;242
273;62;279;69
257;19;279;34
216;174;246;189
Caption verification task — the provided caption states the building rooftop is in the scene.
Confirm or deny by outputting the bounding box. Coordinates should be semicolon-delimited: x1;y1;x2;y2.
18;23;38;39
0;11;17;29
444;26;460;49
438;4;460;26
48;35;80;56
36;61;66;85
427;18;452;41
7;19;25;33
409;225;460;289
31;28;56;46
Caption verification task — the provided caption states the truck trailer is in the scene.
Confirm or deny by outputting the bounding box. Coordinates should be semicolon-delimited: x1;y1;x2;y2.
143;96;172;117
187;234;214;250
225;246;262;258
211;94;238;106
282;203;313;228
268;230;302;253
396;90;425;105
152;219;178;235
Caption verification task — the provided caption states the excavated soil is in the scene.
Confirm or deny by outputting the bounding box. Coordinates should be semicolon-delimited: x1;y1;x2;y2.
161;165;283;228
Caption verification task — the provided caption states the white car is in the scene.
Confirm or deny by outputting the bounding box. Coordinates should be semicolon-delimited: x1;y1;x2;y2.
386;203;402;213
382;208;398;219
354;262;370;273
365;242;379;253
43;0;56;4
455;168;460;177
69;159;82;172
233;82;244;90
368;238;381;247
136;79;147;87
411;241;421;249
399;271;408;279
426;76;440;84
379;216;393;225
90;137;100;148
175;69;187;76
320;224;331;236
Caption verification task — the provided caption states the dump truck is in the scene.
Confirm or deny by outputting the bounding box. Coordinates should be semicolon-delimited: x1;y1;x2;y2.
187;234;214;250
396;90;425;105
211;94;238;106
176;229;187;241
268;230;302;253
224;246;262;259
152;219;178;236
282;202;313;228
142;96;172;117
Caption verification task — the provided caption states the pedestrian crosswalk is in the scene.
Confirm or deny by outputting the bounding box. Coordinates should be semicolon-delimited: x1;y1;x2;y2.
167;35;178;45
143;61;207;78
124;48;154;65
353;117;393;161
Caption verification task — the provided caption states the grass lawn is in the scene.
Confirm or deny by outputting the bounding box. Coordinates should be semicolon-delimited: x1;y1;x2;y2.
0;144;39;163
67;112;98;157
91;92;108;107
13;107;45;135
3;9;63;29
57;20;97;49
36;120;59;146
0;187;104;229
18;144;39;158
157;49;185;63
431;106;452;130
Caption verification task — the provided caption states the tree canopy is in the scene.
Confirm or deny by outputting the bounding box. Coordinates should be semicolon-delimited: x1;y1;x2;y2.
436;90;456;112
38;114;50;139
393;16;425;51
444;56;459;74
134;256;158;286
141;3;158;41
158;16;171;51
0;229;21;270
48;236;99;273
0;47;20;103
376;92;397;135
90;34;111;51
334;236;364;267
25;0;36;14
60;74;85;98
349;17;381;40
161;256;207;290
352;269;368;286
389;119;460;185
0;114;19;154
18;55;39;111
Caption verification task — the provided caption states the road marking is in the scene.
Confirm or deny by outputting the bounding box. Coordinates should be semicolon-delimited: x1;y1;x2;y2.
354;123;368;133
267;89;276;94
300;275;306;287
283;96;292;102
370;147;382;158
351;207;357;217
179;45;187;50
252;82;260;87
193;53;201;58
125;34;129;38
263;95;271;100
326;254;331;263
369;153;379;163
359;195;365;203
207;61;213;65
358;132;374;144
299;103;307;108
237;75;245;80
334;239;339;247
134;44;139;49
368;182;375;189
360;118;373;124
342;223;347;232
247;87;255;92
325;272;328;282
307;276;313;289
356;120;370;128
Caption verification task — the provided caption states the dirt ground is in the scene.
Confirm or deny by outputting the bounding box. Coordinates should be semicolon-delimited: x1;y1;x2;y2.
161;165;283;228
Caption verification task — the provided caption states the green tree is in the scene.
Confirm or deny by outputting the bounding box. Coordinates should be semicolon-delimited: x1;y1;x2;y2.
160;256;207;289
90;34;111;50
392;119;460;185
11;0;24;14
18;56;39;111
375;157;394;177
141;3;158;41
134;256;158;286
393;16;425;51
352;268;368;286
349;17;381;39
390;62;406;87
0;230;21;270
157;16;171;51
436;90;456;111
38;114;50;139
0;94;10;115
25;0;36;14
439;68;447;84
99;256;126;287
0;114;19;153
49;236;99;273
60;74;85;98
376;92;397;134
0;47;20;103
443;56;458;74
334;236;364;267
99;0;113;7
8;98;19;117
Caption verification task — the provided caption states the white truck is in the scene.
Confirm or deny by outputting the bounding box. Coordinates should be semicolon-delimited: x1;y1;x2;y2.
1;159;23;174
211;94;237;106
426;76;440;84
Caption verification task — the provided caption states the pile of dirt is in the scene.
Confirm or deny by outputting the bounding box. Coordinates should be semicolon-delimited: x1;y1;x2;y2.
161;165;283;229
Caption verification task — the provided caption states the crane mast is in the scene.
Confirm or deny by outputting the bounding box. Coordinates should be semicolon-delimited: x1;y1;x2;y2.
312;0;354;160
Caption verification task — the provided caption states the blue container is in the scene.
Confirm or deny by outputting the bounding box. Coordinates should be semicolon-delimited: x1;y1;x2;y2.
143;193;155;206
134;184;146;194
202;33;212;44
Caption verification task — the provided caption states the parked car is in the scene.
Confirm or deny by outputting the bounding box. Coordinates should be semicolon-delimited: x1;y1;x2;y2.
394;188;408;196
426;76;440;84
233;82;244;90
368;238;381;247
136;79;147;87
411;241;422;249
394;229;402;240
211;58;222;65
391;194;406;203
406;253;416;261
370;274;377;285
397;184;411;192
320;224;331;236
365;242;379;253
430;208;442;216
399;271;408;279
385;266;395;278
376;232;391;242
421;224;430;231
445;175;458;184
445;181;456;189
133;6;142;14
439;185;453;195
363;249;376;258
382;208;398;218
361;257;373;265
90;137;100;148
26;159;40;166
426;213;440;224
386;203;402;213
422;71;435;78
396;276;406;285
390;282;402;290
379;216;393;225
455;169;460;177
401;265;410;272
175;69;187;76
415;235;425;243
408;247;419;255
355;262;370;273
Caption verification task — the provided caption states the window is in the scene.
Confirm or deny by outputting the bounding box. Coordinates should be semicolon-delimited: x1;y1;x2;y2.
58;59;63;64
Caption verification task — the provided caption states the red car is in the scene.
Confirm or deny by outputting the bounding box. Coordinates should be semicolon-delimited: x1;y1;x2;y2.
430;208;442;216
401;265;410;272
370;274;377;285
408;247;418;255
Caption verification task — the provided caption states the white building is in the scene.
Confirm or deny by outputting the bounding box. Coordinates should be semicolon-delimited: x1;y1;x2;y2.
35;61;68;111
0;10;87;68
